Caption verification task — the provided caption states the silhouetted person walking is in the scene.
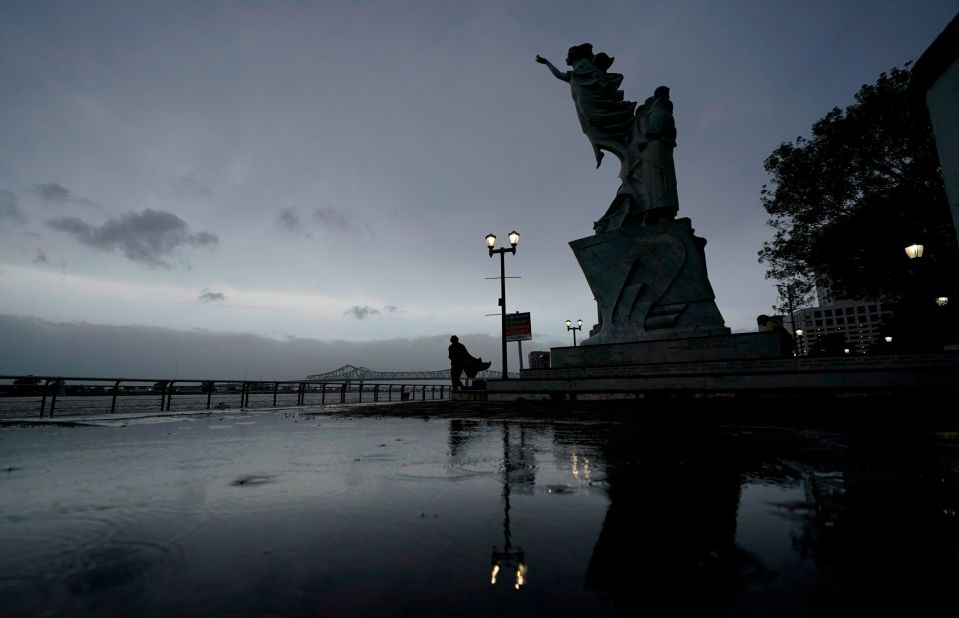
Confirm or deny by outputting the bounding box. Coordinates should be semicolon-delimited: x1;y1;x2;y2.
448;336;490;391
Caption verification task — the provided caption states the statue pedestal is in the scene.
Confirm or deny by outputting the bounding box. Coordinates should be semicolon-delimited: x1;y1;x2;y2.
570;218;729;346
550;331;783;368
549;217;789;368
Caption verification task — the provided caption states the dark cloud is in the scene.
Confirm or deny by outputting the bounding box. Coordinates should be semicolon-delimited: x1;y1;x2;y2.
47;209;218;267
277;208;300;229
275;208;312;237
275;207;370;238
198;289;225;303
32;182;96;207
314;207;372;236
344;305;380;319
33;249;49;264
0;190;25;227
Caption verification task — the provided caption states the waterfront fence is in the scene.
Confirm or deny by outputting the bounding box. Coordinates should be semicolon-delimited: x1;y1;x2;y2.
0;376;450;418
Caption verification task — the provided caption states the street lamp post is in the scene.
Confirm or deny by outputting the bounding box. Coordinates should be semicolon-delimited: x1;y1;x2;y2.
565;319;583;346
486;231;520;380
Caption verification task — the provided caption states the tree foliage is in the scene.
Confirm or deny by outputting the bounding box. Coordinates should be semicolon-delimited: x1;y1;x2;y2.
759;64;958;311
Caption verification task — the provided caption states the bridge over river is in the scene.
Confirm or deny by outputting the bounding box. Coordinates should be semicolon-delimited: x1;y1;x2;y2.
305;364;518;381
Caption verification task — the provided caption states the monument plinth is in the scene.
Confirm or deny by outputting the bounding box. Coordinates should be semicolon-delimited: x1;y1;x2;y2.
571;218;728;345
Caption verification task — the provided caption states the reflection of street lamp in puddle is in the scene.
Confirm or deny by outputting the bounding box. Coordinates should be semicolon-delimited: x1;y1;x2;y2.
571;451;591;483
490;424;529;589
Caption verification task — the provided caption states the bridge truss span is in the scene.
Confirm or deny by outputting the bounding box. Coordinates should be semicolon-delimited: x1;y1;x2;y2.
305;364;517;381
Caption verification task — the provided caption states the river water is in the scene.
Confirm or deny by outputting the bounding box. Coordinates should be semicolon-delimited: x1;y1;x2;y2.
1;409;957;616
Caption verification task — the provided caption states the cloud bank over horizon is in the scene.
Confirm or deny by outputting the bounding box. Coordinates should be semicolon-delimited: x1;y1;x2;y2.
0;314;544;379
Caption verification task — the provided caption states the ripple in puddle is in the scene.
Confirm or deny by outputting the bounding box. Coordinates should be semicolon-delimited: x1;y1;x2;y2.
176;457;233;470
0;503;211;605
230;474;275;486
390;460;499;481
62;540;177;594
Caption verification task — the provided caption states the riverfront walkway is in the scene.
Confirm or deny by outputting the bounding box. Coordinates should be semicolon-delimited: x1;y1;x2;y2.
5;391;957;430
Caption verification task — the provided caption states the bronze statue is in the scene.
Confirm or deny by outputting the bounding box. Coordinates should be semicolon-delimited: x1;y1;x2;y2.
537;46;679;232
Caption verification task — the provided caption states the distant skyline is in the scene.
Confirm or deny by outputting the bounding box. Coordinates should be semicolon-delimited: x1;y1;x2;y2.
1;1;956;376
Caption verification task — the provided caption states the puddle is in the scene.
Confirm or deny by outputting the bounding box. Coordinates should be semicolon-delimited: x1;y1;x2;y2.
0;414;957;616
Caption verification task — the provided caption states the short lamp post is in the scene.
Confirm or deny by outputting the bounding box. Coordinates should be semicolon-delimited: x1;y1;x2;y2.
565;319;583;346
486;231;520;380
795;328;804;356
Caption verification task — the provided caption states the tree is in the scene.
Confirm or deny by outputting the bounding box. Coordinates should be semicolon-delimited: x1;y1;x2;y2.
760;64;957;299
759;64;959;348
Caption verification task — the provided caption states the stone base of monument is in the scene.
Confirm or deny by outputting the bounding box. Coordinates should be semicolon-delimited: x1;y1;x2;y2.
483;352;959;400
550;331;782;368
571;219;730;346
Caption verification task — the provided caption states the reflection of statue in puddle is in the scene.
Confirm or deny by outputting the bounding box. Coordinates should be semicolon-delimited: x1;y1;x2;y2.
489;423;535;589
583;425;747;613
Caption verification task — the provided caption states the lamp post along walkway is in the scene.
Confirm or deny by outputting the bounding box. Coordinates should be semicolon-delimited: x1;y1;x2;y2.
486;231;520;380
565;319;583;346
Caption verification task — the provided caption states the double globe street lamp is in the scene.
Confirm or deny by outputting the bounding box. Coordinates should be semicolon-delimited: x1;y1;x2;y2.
486;231;520;380
565;319;583;346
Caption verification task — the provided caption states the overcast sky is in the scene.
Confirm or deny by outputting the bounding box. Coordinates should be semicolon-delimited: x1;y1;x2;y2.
1;1;955;378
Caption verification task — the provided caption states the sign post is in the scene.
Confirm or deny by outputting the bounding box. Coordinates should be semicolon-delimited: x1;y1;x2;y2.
504;312;532;372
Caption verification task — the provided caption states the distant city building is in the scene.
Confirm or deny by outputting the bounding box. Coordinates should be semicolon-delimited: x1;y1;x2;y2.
528;351;550;369
792;292;893;355
814;277;839;306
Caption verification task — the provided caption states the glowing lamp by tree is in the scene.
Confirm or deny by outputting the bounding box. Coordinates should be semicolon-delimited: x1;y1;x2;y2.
904;244;924;259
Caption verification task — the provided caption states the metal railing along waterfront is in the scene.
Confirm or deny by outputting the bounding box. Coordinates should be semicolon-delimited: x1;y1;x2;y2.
0;376;451;418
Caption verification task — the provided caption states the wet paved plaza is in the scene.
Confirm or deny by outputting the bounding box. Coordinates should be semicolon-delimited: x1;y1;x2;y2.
2;399;958;616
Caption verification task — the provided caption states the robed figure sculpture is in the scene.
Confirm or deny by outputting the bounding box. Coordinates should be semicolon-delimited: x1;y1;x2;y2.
536;45;729;345
536;44;679;232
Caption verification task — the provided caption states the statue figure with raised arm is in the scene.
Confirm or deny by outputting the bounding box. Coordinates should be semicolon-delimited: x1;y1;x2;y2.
536;45;679;232
534;45;729;347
